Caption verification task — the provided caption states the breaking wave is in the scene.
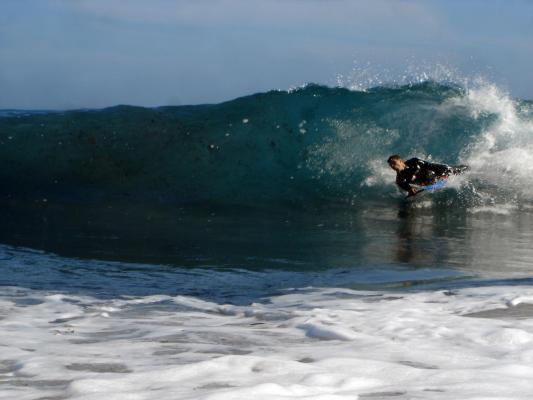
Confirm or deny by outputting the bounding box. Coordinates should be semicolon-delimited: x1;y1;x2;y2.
0;81;532;208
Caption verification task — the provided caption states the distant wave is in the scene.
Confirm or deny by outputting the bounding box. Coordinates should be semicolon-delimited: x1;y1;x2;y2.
1;81;532;208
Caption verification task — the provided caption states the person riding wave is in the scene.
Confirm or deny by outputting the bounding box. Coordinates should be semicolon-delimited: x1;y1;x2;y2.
387;155;468;197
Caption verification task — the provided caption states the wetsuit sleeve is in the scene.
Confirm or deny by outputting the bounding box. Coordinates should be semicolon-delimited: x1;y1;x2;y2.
396;158;418;191
396;175;412;191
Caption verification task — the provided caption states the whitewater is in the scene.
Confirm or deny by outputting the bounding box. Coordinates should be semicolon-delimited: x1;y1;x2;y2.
2;78;533;399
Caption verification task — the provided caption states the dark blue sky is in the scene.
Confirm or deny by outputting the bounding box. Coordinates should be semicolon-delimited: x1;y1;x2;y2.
1;0;532;109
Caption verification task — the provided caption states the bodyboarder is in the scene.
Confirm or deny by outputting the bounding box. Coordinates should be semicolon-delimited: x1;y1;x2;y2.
387;155;468;197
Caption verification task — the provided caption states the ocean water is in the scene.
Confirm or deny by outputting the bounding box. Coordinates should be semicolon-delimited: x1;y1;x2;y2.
2;80;533;399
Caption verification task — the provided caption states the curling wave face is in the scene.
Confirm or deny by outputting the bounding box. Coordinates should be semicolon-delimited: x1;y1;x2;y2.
0;81;531;208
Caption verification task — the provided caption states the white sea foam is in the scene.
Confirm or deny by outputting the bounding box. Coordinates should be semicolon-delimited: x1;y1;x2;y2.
457;83;533;199
468;204;518;215
2;284;533;399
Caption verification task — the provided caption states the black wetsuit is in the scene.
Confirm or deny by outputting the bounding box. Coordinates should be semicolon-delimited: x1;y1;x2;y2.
396;158;465;192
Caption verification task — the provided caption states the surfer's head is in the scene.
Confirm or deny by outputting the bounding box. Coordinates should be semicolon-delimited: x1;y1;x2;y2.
387;154;406;172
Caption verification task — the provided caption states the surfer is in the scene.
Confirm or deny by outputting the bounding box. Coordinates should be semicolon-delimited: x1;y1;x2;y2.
387;155;468;196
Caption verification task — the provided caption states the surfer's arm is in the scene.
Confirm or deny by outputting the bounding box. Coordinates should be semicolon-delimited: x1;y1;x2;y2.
396;176;415;193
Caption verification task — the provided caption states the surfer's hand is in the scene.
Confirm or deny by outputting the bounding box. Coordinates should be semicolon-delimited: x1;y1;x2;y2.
408;187;418;196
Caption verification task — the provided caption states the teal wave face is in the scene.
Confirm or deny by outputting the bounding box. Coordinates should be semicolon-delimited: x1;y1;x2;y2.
0;82;530;207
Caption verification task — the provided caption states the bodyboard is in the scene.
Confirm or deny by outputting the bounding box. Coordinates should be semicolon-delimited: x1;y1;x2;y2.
406;179;448;200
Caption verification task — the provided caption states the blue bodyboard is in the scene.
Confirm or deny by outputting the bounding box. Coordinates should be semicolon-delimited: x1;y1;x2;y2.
407;179;448;199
